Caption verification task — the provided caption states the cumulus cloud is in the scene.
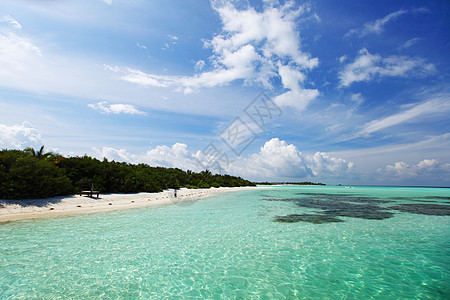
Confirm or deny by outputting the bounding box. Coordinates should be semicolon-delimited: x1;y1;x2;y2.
0;122;42;149
339;48;435;87
92;138;353;181
92;146;131;162
209;2;318;69
306;152;353;177
108;1;319;111
140;143;200;170
229;139;354;180
93;143;200;171
228;138;353;180
272;62;319;110
88;101;147;115
229;138;311;179
378;159;450;180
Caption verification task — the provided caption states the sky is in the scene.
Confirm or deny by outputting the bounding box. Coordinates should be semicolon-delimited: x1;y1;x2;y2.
0;0;449;186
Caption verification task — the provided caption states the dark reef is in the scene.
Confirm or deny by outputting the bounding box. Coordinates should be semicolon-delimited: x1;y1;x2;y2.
274;214;344;224
267;192;450;224
389;204;450;216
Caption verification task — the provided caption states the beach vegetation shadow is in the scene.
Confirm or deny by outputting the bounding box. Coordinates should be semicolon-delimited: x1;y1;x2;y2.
0;195;79;208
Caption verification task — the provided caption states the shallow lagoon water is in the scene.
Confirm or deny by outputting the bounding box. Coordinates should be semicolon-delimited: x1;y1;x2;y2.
1;186;449;298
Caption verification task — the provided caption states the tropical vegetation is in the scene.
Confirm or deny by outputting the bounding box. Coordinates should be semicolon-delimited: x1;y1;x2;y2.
0;147;255;200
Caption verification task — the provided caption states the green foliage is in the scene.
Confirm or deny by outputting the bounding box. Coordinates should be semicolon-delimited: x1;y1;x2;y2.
24;146;54;160
0;150;73;199
211;182;220;188
0;149;255;200
57;157;255;194
185;184;198;189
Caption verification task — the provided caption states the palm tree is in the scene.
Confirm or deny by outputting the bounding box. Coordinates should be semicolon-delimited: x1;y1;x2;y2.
24;146;53;160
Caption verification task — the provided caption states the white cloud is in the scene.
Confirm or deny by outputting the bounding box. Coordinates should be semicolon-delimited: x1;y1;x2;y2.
346;9;407;37
272;62;319;110
162;35;178;50
88;101;147;115
346;8;429;38
0;31;42;78
90;138;353;181
339;93;365;117
229;138;311;179
0;15;22;30
177;44;264;89
117;68;173;88
329;133;450;168
357;96;450;137
122;68;177;88
93;143;200;171
109;1;319;111
0;122;42;149
139;143;199;171
273;88;319;111
351;93;364;103
194;59;205;72
306;152;353;177
398;37;421;50
228;138;353;180
338;55;347;63
378;159;450;180
277;62;306;90
339;48;435;87
136;42;147;50
93;138;450;184
325;133;450;186
0;16;42;78
210;2;318;68
93;146;131;162
0;25;137;102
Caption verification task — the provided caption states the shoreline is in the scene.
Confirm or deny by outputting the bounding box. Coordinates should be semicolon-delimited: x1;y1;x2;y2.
0;186;270;223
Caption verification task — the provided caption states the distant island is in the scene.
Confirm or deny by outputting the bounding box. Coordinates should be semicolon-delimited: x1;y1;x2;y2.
256;182;326;186
0;147;255;200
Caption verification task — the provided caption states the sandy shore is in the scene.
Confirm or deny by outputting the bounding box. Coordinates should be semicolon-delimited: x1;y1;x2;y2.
0;186;269;223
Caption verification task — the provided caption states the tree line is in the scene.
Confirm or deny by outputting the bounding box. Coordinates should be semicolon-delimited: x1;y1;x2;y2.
0;147;255;200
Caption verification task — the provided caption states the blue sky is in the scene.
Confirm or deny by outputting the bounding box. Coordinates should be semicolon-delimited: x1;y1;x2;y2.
0;0;449;186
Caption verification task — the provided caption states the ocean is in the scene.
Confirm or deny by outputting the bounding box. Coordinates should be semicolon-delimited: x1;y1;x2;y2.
1;185;449;299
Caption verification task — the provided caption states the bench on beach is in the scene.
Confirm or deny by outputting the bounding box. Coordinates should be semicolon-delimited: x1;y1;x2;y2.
79;179;100;198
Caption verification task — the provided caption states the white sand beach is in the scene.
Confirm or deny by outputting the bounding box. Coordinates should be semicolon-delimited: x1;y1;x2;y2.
0;186;269;223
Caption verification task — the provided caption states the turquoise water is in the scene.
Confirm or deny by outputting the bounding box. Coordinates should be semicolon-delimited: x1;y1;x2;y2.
1;186;449;299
